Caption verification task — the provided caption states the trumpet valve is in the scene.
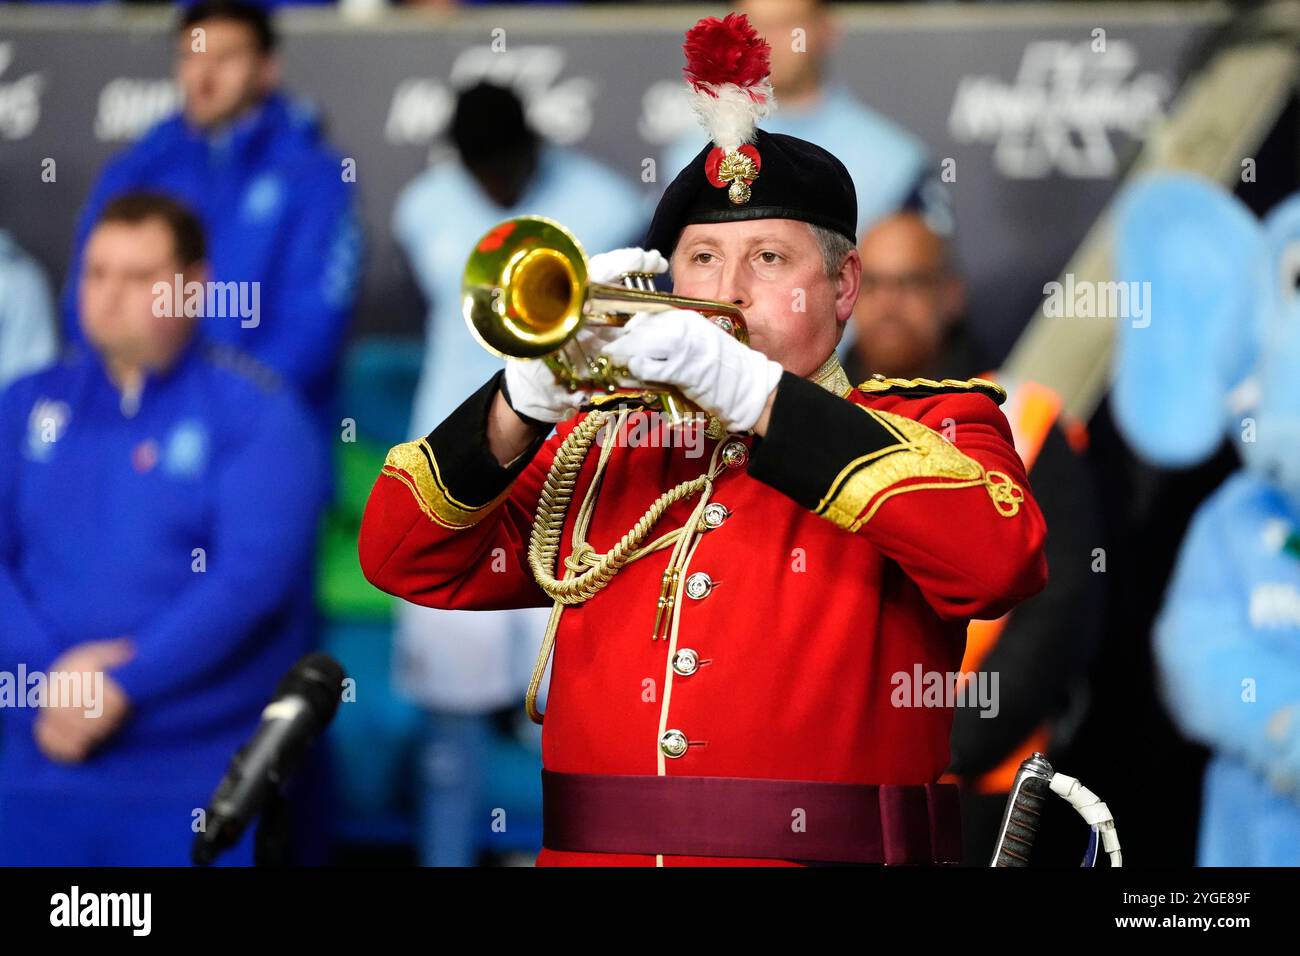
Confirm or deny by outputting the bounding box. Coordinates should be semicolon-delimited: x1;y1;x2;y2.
619;271;659;293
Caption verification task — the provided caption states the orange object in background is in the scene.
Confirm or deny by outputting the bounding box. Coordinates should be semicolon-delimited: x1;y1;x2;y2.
943;375;1067;795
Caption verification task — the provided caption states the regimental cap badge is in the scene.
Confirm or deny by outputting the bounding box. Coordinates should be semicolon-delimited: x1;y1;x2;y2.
682;13;774;206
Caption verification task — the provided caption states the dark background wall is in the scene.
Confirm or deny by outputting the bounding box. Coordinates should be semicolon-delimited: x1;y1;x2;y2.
0;3;1222;361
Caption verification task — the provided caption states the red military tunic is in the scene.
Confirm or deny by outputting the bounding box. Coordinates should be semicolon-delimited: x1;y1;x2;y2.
358;353;1048;866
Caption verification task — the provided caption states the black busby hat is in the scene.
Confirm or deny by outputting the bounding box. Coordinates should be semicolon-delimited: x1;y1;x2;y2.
646;130;858;257
644;13;858;258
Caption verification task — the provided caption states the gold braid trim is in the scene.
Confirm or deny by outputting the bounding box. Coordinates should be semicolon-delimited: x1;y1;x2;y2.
382;439;510;531
818;406;1023;532
526;410;722;605
524;351;858;723
857;374;1007;406
810;351;853;397
524;408;728;722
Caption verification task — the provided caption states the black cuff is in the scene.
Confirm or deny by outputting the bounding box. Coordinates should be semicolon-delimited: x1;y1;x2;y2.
423;370;550;507
747;370;901;512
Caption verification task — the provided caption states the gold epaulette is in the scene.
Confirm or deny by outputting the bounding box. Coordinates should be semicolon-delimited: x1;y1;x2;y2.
855;374;1007;407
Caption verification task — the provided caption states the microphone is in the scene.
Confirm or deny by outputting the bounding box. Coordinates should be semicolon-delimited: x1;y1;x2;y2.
192;653;346;865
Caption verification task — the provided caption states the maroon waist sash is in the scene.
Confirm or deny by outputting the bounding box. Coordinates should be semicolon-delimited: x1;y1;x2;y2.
541;769;962;865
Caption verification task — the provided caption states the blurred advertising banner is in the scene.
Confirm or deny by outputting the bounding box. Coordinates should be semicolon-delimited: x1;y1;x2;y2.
0;3;1222;356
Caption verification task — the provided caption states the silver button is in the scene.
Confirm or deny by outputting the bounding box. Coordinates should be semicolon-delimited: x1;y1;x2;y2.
721;441;748;468
701;503;730;529
672;648;700;676
684;571;715;600
660;729;689;758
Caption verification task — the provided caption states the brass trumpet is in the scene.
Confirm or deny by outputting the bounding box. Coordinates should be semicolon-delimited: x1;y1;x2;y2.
461;215;748;424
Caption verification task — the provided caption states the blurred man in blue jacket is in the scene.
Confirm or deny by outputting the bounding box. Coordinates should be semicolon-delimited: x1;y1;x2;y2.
0;192;324;865
59;0;362;442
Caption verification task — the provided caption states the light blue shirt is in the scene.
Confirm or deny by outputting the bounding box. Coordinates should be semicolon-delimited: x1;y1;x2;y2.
661;84;930;240
394;144;650;436
0;231;58;390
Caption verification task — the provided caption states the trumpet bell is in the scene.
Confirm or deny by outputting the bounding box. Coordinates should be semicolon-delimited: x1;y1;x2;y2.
463;217;590;359
462;215;749;423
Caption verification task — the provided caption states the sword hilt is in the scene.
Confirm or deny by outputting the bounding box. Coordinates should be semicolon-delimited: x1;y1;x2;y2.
990;752;1054;867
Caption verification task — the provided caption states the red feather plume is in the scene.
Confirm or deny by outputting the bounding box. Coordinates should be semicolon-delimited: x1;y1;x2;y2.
682;13;772;95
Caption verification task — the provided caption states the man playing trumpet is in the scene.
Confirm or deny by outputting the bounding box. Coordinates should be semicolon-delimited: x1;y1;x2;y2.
359;13;1047;866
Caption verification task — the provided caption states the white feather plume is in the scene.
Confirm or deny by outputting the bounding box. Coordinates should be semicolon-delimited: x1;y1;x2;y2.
688;78;776;154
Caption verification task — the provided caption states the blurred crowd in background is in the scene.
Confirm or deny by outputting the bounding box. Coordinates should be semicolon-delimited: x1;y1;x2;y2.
1;0;1298;867
0;0;1220;9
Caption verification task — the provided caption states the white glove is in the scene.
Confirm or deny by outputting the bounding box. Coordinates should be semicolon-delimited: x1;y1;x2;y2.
501;247;670;425
598;309;784;434
502;356;586;426
588;247;669;285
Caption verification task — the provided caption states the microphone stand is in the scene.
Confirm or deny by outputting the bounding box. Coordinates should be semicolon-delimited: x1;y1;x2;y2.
254;786;291;867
